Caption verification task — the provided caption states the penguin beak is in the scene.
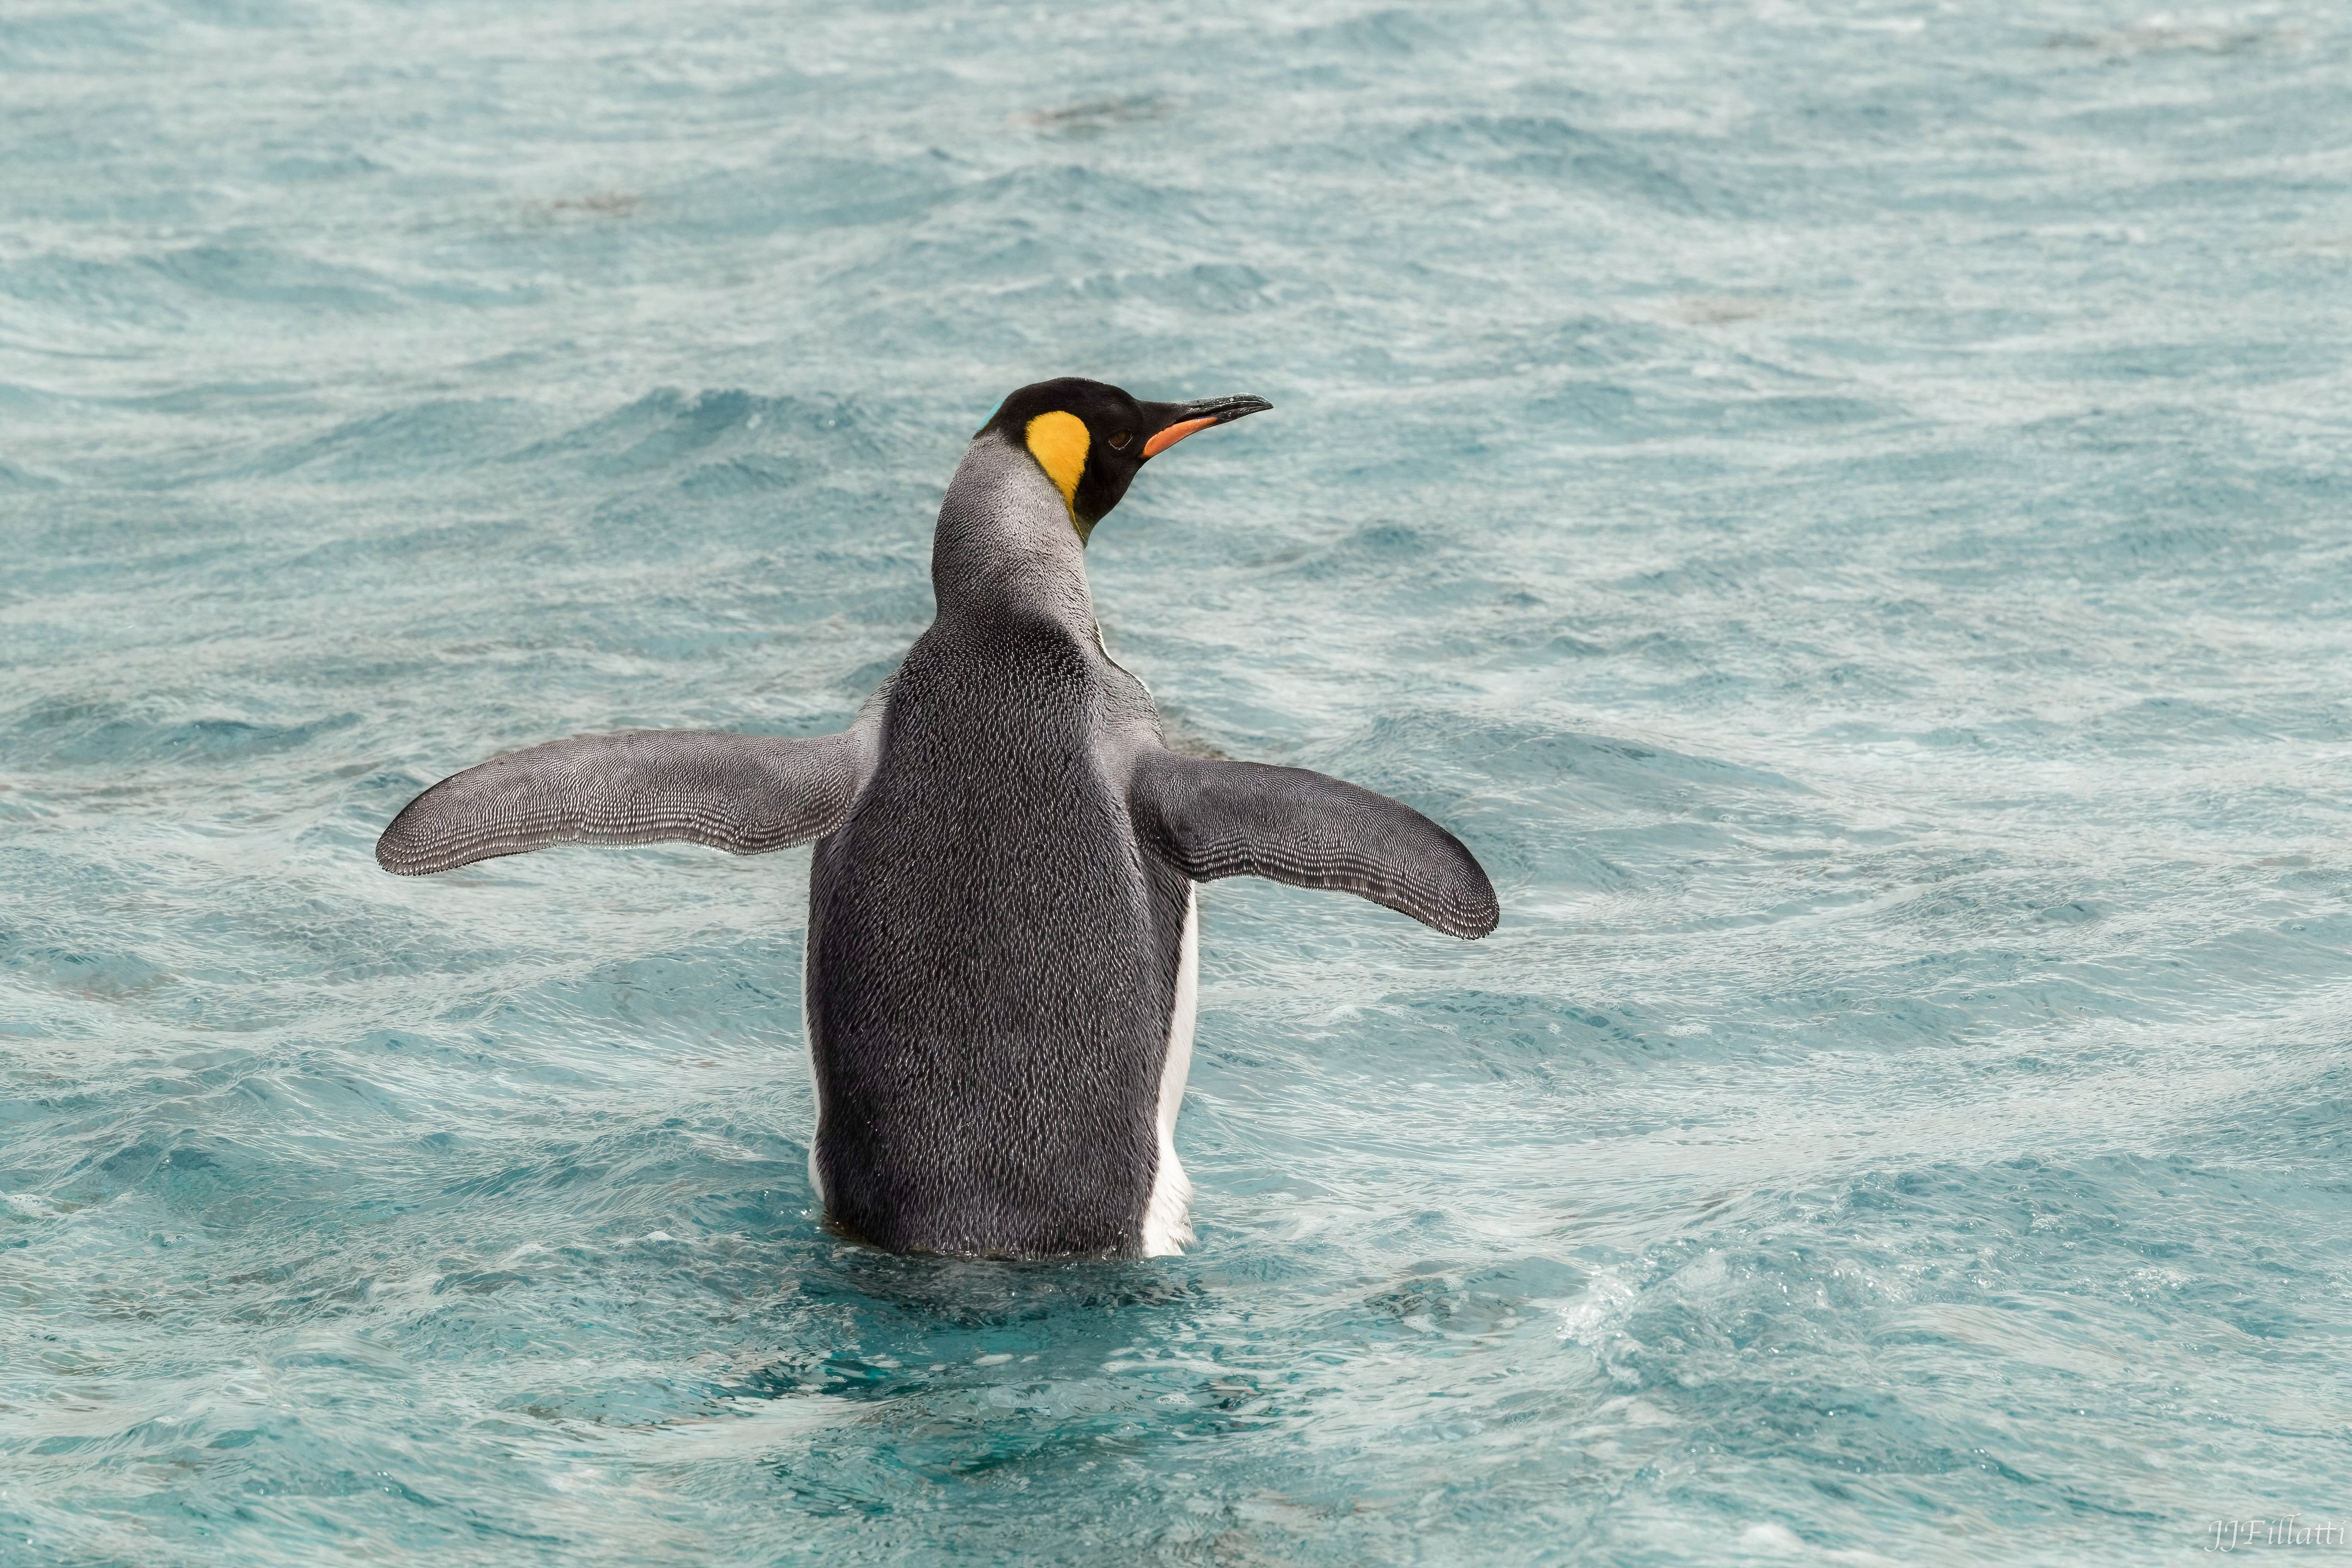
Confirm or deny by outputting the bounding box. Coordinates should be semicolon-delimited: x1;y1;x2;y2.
1140;394;1272;459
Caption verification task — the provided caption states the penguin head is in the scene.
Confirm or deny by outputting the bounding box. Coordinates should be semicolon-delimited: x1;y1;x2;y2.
976;377;1272;544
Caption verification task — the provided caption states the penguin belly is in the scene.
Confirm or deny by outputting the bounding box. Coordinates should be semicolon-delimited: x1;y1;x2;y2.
1138;887;1199;1258
801;628;1193;1259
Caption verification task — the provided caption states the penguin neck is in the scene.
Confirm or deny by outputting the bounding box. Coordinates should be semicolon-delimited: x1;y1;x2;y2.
930;432;1099;639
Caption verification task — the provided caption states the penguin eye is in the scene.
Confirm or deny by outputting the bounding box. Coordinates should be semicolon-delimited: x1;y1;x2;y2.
1109;430;1131;451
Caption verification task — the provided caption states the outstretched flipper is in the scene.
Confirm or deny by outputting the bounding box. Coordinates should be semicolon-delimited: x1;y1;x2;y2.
377;730;860;876
1129;752;1499;939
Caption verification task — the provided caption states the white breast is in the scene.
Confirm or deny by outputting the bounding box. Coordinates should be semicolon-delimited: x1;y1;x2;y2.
803;977;827;1209
1139;886;1200;1257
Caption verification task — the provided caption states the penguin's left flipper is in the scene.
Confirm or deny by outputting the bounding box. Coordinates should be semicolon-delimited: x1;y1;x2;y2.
1130;752;1499;939
376;729;859;875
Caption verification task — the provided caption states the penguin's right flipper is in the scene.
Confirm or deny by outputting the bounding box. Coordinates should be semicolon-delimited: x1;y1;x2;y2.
376;730;860;875
1130;752;1499;939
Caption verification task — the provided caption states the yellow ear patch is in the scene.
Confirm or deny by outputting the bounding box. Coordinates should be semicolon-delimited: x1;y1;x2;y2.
1024;410;1090;518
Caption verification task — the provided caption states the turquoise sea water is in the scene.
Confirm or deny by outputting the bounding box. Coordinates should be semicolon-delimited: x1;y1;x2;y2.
5;1;2351;1562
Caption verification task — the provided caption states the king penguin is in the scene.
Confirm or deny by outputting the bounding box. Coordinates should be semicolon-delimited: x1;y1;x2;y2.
377;378;1499;1260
